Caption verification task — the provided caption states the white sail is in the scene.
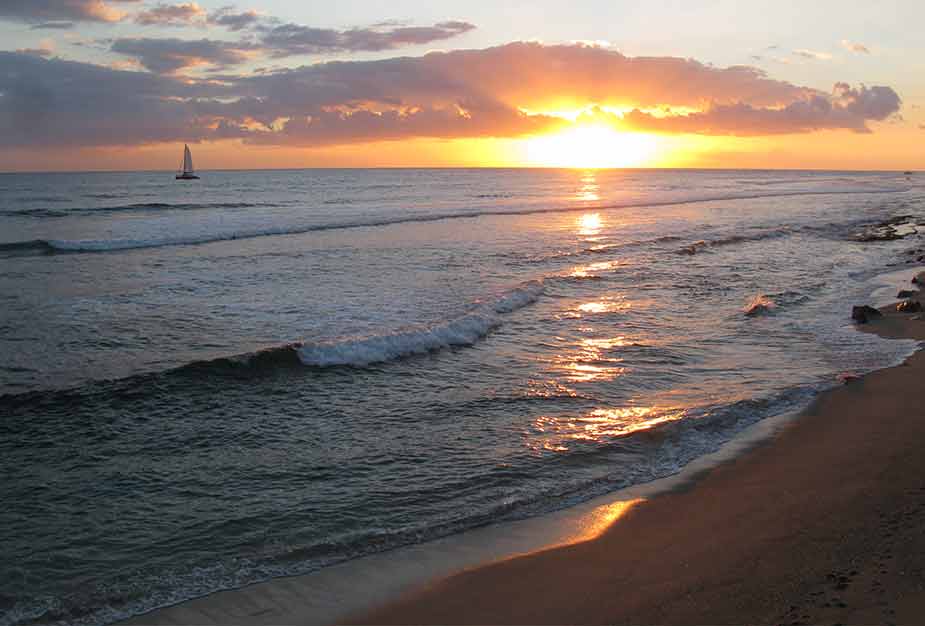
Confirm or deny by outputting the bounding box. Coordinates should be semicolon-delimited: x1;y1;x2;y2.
182;144;194;174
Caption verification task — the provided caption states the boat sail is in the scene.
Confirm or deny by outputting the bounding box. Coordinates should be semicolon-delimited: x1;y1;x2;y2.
175;144;200;180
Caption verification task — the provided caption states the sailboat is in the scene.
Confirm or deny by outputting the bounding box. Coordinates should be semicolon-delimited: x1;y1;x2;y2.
175;144;200;180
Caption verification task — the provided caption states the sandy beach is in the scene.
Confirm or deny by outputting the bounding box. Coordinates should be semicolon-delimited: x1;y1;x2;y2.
355;270;925;625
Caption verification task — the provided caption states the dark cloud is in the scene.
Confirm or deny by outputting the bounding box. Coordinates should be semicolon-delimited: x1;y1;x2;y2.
257;20;476;56
0;0;140;24
107;19;476;73
110;37;257;73
0;43;903;150
0;51;225;148
134;2;205;26
208;6;262;31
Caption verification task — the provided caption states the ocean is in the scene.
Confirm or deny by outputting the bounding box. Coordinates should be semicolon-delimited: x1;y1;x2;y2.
1;168;922;625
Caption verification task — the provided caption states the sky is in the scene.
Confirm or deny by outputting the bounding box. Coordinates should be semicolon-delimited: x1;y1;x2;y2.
0;0;922;171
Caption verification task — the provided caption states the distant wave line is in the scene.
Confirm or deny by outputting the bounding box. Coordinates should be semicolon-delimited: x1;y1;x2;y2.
2;185;908;255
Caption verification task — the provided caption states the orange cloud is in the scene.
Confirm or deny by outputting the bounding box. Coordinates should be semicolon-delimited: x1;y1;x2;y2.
0;42;902;150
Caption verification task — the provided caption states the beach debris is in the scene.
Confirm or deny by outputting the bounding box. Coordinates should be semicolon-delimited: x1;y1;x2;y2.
897;289;917;298
852;305;883;323
896;299;923;313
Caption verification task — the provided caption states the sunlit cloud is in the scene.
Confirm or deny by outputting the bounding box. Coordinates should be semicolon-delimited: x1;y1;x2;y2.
793;48;833;61
0;42;902;150
134;2;206;27
0;0;140;24
16;39;56;58
841;39;871;54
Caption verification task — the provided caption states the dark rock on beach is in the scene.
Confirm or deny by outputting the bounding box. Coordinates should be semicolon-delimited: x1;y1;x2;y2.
852;305;883;324
897;290;917;299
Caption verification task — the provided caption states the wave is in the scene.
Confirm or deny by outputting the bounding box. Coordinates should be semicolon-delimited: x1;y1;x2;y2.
297;280;544;367
12;201;273;219
677;228;792;255
0;239;55;256
5;185;908;256
743;290;811;317
0;282;546;407
0;380;824;626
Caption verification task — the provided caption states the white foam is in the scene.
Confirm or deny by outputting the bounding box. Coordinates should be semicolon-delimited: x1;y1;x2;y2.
296;281;545;367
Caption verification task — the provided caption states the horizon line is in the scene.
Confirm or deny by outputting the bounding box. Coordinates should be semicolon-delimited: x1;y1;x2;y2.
0;165;919;175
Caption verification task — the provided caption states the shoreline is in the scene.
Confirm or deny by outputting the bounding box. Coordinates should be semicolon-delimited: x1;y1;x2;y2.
356;270;925;625
118;269;925;626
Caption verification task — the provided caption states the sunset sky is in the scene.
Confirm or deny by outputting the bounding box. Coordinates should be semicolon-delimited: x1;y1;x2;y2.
1;0;922;171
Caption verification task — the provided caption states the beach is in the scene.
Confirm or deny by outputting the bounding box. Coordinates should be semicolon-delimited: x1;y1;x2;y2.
116;270;925;626
357;272;925;625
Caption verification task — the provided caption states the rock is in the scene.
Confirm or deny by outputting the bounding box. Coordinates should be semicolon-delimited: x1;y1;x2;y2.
852;305;883;323
897;300;923;313
897;290;917;298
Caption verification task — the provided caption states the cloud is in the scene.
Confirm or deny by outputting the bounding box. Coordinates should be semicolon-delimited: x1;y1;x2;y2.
0;51;225;148
842;40;871;54
257;20;476;56
110;37;257;73
106;19;476;72
623;83;900;135
30;21;77;30
0;42;902;150
15;47;54;58
208;6;262;31
0;0;140;24
134;2;206;27
793;49;832;61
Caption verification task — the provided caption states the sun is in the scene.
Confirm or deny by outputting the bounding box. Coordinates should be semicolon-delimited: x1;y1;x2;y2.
524;124;660;168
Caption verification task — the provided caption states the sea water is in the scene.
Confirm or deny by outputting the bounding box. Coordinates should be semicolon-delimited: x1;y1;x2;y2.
1;168;922;625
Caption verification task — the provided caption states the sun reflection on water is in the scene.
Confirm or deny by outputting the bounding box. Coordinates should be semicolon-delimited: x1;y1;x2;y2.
528;405;688;453
577;212;602;235
568;259;621;278
574;171;601;203
546;330;628;382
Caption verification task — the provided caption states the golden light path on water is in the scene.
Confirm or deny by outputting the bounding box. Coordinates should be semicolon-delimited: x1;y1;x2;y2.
530;406;689;453
523;198;689;455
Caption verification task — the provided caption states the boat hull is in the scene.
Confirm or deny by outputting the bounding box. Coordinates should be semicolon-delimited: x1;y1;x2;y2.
175;174;200;180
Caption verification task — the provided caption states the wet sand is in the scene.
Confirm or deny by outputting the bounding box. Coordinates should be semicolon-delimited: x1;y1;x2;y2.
356;271;925;625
